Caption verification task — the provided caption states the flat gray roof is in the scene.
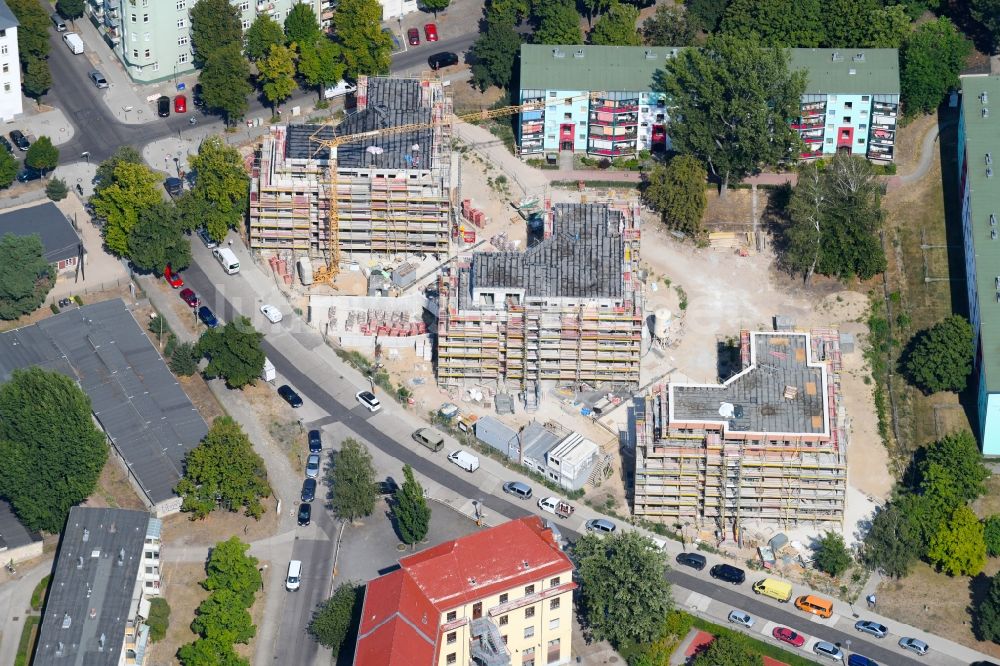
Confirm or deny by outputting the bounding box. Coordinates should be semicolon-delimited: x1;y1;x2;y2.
0;299;208;505
0;0;18;32
670;332;827;435
0;499;41;552
34;507;150;666
0;202;81;264
520;421;563;461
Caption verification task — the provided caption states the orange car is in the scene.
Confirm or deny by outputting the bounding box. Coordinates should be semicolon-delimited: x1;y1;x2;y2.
794;594;833;619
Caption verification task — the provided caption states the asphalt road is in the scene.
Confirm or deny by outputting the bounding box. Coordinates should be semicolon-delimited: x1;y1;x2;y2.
390;32;479;74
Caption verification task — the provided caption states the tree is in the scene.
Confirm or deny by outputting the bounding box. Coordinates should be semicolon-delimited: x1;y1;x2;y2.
45;178;68;201
825;0;909;49
984;515;1000;557
579;0;614;26
330;438;377;521
395;464;430;545
533;0;583;45
643;155;707;235
258;44;298;113
199;44;253;125
297;40;346;99
25;136;59;174
0;234;53;320
190;0;243;67
692;632;763;666
642;4;695;47
95;146;143;193
422;0;451;18
918;430;989;510
333;0;393;80
575;530;672;646
191;589;256;644
0;149;16;189
589;2;642;46
470;18;522;91
927;505;987;576
721;0;824;47
176;417;272;520
244;14;285;62
56;0;84;19
971;0;1000;53
177;637;248;666
147;597;171;643
661;35;805;193
905;315;974;394
976;571;1000;643
7;0;51;60
188;136;251;240
196;317;266;389
22;57;53;100
813;531;853;577
686;0;728;33
862;501;923;577
284;3;321;47
203;537;261;608
90;161;163;256
171;342;200;377
127;202;192;274
309;583;361;652
900;18;971;116
0;368;108;532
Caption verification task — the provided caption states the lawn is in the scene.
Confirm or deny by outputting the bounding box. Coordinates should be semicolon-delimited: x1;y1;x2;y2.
30;575;50;611
689;616;818;666
14;615;40;666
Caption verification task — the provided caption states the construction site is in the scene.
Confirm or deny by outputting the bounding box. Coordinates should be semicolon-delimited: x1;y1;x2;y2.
633;329;849;536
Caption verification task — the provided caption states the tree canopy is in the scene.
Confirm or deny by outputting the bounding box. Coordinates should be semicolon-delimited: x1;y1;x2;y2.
660;35;805;191
862;500;923;578
971;0;1000;52
576;530;672;646
813;531;853;577
188;137;251;241
176;417;272;520
692;631;763;666
900;18;972;116
642;4;695;47
918;430;988;511
22;58;53;100
297;40;346;98
177;636;247;666
984;515;1000;558
643;155;707;235
190;0;243;67
0;368;108;532
330;438;377;521
471;17;522;91
127;202;192;275
333;0;393;80
203;537;261;608
258;44;298;112
46;178;69;202
56;0;84;19
95;146;143;192
197;316;266;389
244;14;285;62
533;0;583;45
0;234;54;320
284;2;321;46
309;583;362;652
422;0;451;17
199;44;253;125
927;505;987;577
721;0;908;48
0;149;17;189
686;0;728;33
904;315;974;394
976;570;1000;643
589;2;642;46
25;136;59;173
91;160;163;256
395;464;430;545
190;588;256;644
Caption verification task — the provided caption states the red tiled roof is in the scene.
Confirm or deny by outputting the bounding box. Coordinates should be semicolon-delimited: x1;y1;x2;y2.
354;569;438;666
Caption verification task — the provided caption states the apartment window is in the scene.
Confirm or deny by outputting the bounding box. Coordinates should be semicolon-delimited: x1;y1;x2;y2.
132;49;139;58
548;618;560;630
825;138;833;144
550;598;560;611
547;638;561;664
563;113;571;120
859;124;867;130
862;95;870;101
144;49;150;57
242;19;251;29
525;606;535;619
130;33;136;42
0;44;6;55
144;32;151;42
524;626;535;639
178;36;188;46
578;120;585;126
446;611;457;622
499;615;508;626
548;91;556;98
177;18;185;28
549;577;560;588
178;53;188;63
446;654;456;665
145;551;156;559
176;0;186;9
3;82;10;92
844;102;853;109
524;585;535;596
861;110;868;117
142;0;148;6
499;593;508;604
240;0;250;9
143;13;149;22
830;95;838;101
843;116;852;123
2;63;7;73
152;61;159;71
447;632;456;645
858;138;866;144
0;29;5;37
131;13;136;22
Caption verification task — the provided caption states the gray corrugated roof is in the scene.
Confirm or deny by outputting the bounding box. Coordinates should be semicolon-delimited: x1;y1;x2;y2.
0;499;41;551
787;49;900;95
0;299;208;506
34;507;150;666
519;421;563;461
0;202;82;264
0;0;18;32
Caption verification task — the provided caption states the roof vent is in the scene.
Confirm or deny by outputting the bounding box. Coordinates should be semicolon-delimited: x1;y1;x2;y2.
522;559;530;569
992;213;997;226
61;613;72;629
988;153;993;165
98;634;105;652
552;48;565;59
983;91;990;104
76;556;83;569
989;167;995;178
421;613;427;625
56;642;64;656
848;68;857;76
644;50;657;60
984;108;990;119
831;52;844;62
992;228;997;240
117;547;125;566
82;529;89;542
574;49;584;58
853;53;866;62
468;576;477;585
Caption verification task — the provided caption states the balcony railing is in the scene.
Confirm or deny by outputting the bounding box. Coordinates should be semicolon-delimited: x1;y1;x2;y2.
470;617;510;666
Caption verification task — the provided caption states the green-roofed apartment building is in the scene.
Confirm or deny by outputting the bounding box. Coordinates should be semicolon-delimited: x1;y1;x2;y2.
958;75;1000;454
517;45;899;162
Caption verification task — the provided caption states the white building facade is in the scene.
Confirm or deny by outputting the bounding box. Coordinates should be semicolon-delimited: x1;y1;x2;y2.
0;1;23;122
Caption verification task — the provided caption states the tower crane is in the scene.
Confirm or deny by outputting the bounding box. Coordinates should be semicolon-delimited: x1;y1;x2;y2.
308;88;605;285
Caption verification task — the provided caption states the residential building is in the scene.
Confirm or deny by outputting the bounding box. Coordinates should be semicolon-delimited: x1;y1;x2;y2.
85;0;329;84
0;0;22;122
0;500;42;564
436;202;643;397
0;202;84;276
958;74;1000;454
354;516;575;666
249;76;452;260
0;299;209;515
517;45;899;162
34;507;162;666
633;330;848;531
520;421;601;492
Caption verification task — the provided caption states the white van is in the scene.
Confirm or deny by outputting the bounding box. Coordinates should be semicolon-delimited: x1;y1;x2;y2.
323;80;357;99
285;560;302;591
212;247;240;274
447;450;480;472
62;32;84;55
260;357;276;382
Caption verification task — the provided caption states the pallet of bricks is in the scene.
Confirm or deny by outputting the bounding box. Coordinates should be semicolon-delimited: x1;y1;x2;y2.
461;199;487;228
359;309;427;337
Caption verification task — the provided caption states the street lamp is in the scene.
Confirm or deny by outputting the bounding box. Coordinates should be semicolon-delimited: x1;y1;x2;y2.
81;151;89;164
173;157;179;176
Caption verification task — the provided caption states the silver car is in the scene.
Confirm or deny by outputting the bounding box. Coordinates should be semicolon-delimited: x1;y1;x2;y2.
855;620;888;639
88;70;108;89
585;518;616;534
727;610;754;628
305;453;320;478
813;641;845;660
898;637;929;656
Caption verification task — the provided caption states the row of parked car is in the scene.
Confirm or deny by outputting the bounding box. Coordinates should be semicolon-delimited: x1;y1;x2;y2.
675;553;930;662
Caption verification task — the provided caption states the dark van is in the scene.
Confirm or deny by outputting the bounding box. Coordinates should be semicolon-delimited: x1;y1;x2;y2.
675;552;707;571
710;563;745;584
428;52;459;70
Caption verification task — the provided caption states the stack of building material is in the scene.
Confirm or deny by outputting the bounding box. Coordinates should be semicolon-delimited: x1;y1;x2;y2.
461;200;488;228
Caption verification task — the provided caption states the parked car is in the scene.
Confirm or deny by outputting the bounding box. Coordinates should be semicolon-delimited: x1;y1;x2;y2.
709;564;745;585
898;638;929;656
376;477;399;495
16;167;43;183
164;264;184;288
157;95;170;117
300;477;316;502
164;177;183;197
192;83;204;107
813;642;845;661
0;135;11;152
308;429;322;454
305;453;321;478
197;306;219;328
88;69;108;89
502;481;532;499
174;94;187;113
297;503;311;526
356;390;381;412
9;130;29;151
278;384;303;408
772;627;805;648
197;228;218;249
407;27;420;46
855;620;888;639
585;518;616;534
727;610;754;628
675;552;707;571
179;288;199;308
428;51;458;70
424;23;438;41
537;497;560;514
260;304;283;323
848;655;879;666
51;13;67;31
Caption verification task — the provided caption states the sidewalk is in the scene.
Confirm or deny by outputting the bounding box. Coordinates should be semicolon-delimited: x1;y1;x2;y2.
15;107;75;146
0;560;52;666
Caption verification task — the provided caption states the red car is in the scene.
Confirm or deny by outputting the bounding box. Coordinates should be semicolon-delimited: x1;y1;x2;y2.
164;264;184;288
407;28;420;46
179;288;199;308
424;23;438;42
174;94;187;113
772;627;805;648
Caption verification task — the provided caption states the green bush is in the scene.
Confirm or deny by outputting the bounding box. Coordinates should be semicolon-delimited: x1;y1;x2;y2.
31;575;50;611
73;295;83;306
14;615;40;666
147;597;170;642
50;303;59;314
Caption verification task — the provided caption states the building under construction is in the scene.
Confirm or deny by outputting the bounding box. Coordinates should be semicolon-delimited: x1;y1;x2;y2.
436;202;643;397
634;330;848;531
248;76;452;261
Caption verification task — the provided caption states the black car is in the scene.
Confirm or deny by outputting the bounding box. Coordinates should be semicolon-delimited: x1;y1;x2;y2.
9;130;29;151
192;83;204;107
376;477;399;495
308;429;322;453
197;305;219;328
675;552;707;571
16;167;43;183
0;135;11;152
428;51;459;70
709;563;745;584
278;384;303;408
157;95;171;117
301;477;316;502
164;177;183;197
297;503;311;526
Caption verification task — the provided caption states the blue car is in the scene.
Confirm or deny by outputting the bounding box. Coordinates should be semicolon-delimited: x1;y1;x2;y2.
198;306;219;328
848;655;878;666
